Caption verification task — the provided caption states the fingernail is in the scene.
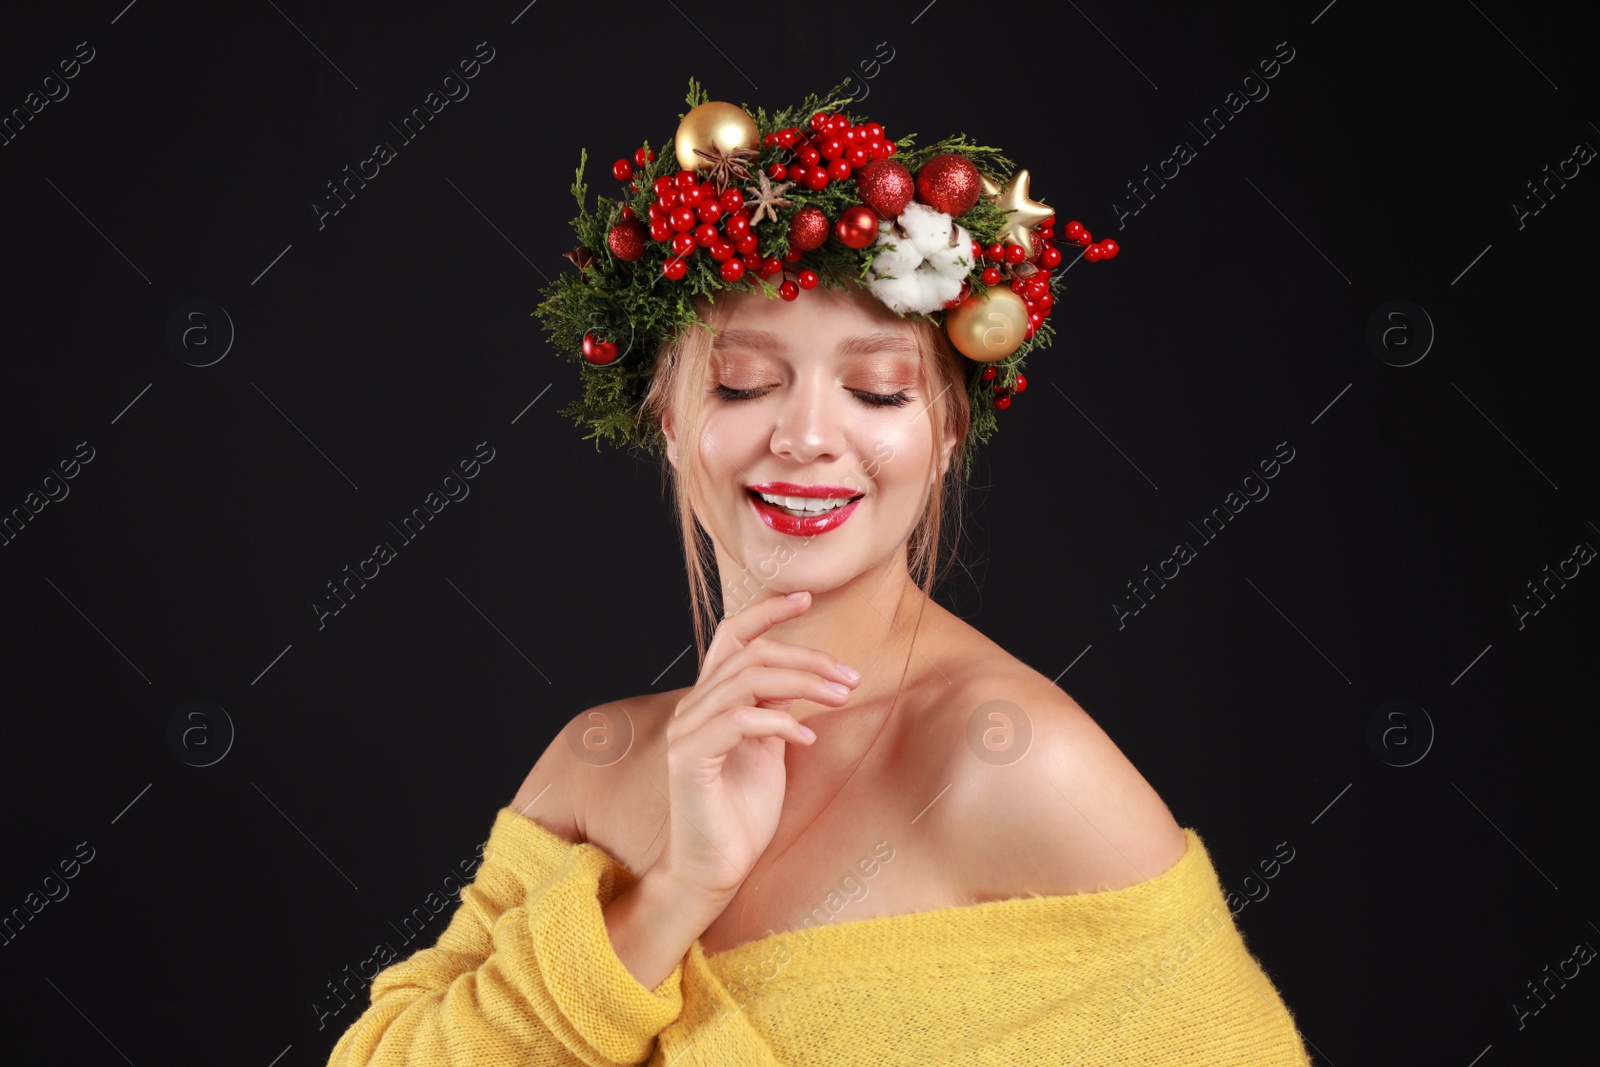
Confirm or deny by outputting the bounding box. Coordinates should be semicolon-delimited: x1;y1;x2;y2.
786;591;806;601
825;680;850;695
837;662;861;683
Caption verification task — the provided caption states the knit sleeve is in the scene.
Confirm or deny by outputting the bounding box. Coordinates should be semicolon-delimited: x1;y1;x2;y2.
323;807;687;1067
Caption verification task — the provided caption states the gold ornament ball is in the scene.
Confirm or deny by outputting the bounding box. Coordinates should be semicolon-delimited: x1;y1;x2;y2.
945;285;1031;362
675;101;761;171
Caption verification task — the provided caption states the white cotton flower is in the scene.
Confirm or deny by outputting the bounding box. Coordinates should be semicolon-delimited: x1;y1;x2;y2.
898;201;958;257
869;265;964;314
865;201;974;313
868;229;923;279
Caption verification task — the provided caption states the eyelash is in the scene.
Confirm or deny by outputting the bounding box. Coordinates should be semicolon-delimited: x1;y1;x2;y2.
711;383;914;408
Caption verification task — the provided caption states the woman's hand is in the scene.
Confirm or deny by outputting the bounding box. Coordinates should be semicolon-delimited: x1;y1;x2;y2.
652;589;861;905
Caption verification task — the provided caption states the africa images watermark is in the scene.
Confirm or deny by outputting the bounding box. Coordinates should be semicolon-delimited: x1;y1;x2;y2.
1110;39;1297;231
311;440;496;630
312;41;497;230
1113;440;1297;629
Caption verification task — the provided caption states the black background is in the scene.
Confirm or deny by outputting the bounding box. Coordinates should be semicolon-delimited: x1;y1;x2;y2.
1;1;1595;1063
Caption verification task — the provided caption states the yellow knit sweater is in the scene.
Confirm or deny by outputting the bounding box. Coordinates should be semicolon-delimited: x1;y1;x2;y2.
324;806;1313;1066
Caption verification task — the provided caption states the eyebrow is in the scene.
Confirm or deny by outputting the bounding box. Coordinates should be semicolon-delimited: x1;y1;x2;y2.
711;327;920;358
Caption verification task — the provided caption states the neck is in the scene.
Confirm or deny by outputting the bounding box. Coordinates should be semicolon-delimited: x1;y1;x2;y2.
716;546;932;724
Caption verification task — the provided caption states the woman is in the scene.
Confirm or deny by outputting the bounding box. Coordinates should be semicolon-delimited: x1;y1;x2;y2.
324;81;1314;1065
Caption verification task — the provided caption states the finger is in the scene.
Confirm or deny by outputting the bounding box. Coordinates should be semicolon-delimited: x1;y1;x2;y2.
674;664;851;736
691;636;857;711
699;590;811;682
670;705;817;765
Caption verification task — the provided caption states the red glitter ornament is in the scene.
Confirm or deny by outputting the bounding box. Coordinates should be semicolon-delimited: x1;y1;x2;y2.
788;206;830;251
915;153;982;215
606;219;648;262
855;159;915;219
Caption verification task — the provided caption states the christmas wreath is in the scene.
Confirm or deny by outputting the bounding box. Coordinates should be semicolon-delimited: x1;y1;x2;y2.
531;77;1118;479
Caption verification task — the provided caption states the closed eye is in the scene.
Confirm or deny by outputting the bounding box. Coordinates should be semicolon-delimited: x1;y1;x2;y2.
710;384;914;408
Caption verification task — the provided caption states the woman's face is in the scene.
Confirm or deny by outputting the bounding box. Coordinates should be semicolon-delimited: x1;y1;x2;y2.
664;285;958;596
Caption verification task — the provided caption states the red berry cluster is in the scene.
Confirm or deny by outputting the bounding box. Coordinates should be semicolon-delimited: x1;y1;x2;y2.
979;365;1029;409
762;110;897;192
1060;219;1120;262
642;168;782;284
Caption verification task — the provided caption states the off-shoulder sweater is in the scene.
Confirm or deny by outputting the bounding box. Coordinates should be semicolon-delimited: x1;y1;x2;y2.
323;806;1314;1066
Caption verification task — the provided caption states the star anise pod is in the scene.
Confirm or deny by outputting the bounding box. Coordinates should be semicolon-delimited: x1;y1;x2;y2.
562;246;597;279
692;144;760;193
742;171;796;227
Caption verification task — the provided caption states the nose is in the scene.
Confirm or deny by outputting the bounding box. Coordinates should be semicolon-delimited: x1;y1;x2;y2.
768;376;845;465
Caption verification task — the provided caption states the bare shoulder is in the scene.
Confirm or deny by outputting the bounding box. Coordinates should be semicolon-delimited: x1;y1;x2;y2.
508;691;680;845
930;656;1189;901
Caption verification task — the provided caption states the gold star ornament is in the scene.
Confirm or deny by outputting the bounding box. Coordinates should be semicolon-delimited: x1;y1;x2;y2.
982;169;1053;258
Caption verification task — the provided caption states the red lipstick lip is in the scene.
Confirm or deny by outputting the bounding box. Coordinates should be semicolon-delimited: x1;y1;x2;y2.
746;481;864;498
746;491;862;537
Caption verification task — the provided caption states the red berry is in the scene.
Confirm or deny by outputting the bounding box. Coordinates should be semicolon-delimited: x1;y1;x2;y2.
883;140;897;156
788;163;809;185
612;158;633;181
620;206;636;220
981;267;1001;285
724;214;751;239
994;393;1012;409
777;129;797;148
720;258;746;281
763;133;777;147
868;140;889;161
865;122;884;140
805;168;830;191
720;189;744;213
653;176;675;198
670;206;697;232
810;111;831;132
649;218;672;242
710;240;735;261
798;269;819;290
820;138;844;160
694;223;718;247
1039;245;1062;268
1004;243;1026;264
637;147;656;167
827;158;852;181
798;145;821;167
1009;277;1026;293
1063;220;1085;239
670;232;696;256
735;233;759;255
1072;229;1093;247
1014;374;1028;393
769;163;788;180
782;246;804;262
1097;239;1120;260
1024;323;1037;340
1035;292;1054;312
981;366;997;381
657;189;679;209
680;183;703;205
1084;244;1104;262
675;170;698;189
663;257;688;280
780;279;800;300
846;144;871;169
697;199;722;223
985;243;1005;262
648;201;666;221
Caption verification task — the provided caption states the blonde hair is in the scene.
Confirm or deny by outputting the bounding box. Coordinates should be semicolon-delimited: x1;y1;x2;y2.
641;282;972;672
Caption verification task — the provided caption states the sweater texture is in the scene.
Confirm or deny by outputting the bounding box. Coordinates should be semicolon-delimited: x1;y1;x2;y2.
324;806;1314;1065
